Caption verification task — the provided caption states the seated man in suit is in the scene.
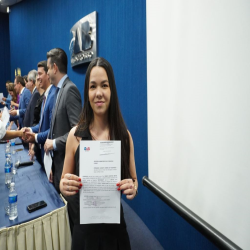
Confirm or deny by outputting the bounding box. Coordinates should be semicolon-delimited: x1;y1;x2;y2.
23;61;57;163
9;76;31;129
23;70;41;127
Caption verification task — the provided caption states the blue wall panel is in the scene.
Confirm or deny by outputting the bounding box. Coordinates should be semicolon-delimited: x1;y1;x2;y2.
0;13;10;96
9;0;217;249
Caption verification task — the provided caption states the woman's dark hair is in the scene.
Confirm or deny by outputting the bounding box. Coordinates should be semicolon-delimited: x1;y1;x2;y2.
77;57;131;180
7;83;17;103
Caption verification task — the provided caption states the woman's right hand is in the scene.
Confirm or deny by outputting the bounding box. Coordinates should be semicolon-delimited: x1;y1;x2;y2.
60;173;82;196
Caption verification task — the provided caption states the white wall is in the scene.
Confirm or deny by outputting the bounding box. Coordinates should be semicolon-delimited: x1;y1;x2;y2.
147;1;250;249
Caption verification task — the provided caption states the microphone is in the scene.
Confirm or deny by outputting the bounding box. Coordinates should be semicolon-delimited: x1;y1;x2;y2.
16;161;33;168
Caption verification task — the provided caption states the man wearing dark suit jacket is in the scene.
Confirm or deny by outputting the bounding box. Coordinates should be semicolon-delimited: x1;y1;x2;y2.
44;48;82;192
23;70;40;127
9;76;31;129
23;61;57;163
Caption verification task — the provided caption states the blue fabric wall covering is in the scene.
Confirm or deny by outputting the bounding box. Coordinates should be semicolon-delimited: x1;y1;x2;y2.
0;13;11;96
9;0;217;249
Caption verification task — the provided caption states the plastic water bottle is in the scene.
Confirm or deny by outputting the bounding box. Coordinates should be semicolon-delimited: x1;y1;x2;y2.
10;139;16;154
11;154;17;175
9;155;16;175
9;183;18;220
5;158;12;188
5;142;11;158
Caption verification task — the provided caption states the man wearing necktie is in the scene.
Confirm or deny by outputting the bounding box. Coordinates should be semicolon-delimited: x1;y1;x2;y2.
9;76;31;129
23;61;57;165
23;70;41;128
44;48;82;192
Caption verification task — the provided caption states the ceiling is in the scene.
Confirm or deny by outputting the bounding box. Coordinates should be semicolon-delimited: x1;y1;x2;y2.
0;0;23;13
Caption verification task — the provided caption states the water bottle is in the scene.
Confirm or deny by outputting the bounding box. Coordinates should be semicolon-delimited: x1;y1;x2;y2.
5;158;12;188
11;154;17;175
9;155;16;175
10;139;16;154
9;183;18;220
5;142;11;158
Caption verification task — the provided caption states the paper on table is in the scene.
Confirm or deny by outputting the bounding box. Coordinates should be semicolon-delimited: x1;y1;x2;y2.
44;152;52;179
0;93;3;103
79;141;121;224
1;107;10;126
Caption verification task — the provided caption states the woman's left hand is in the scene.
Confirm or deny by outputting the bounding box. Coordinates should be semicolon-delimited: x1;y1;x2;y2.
117;179;137;200
60;173;82;197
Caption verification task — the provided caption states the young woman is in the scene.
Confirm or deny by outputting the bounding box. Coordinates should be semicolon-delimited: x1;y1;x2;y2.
8;83;19;109
6;83;19;130
7;82;19;130
60;57;138;249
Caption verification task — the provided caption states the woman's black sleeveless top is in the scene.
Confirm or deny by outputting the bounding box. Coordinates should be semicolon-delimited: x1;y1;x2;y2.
66;128;131;250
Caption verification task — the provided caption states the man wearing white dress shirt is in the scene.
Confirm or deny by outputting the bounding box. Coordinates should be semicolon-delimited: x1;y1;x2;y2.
44;48;82;192
9;76;31;129
22;70;40;127
23;61;57;164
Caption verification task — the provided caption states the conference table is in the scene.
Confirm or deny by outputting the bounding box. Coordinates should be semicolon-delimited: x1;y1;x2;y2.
0;138;71;250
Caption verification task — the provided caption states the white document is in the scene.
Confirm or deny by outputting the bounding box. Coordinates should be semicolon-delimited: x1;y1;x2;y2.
80;141;121;224
44;152;52;179
2;107;10;126
0;93;3;103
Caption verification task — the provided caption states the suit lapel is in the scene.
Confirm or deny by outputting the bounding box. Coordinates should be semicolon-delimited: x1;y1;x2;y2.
23;88;36;123
39;87;52;128
50;78;69;136
29;89;36;105
19;89;24;109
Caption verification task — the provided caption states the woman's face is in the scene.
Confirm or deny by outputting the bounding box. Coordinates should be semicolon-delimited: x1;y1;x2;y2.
88;66;111;117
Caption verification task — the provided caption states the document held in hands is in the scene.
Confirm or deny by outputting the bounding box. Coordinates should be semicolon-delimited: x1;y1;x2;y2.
2;107;10;126
79;141;121;224
44;152;52;179
0;93;3;103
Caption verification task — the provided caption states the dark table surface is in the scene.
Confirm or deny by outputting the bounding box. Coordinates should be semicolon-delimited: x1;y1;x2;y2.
0;138;64;229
